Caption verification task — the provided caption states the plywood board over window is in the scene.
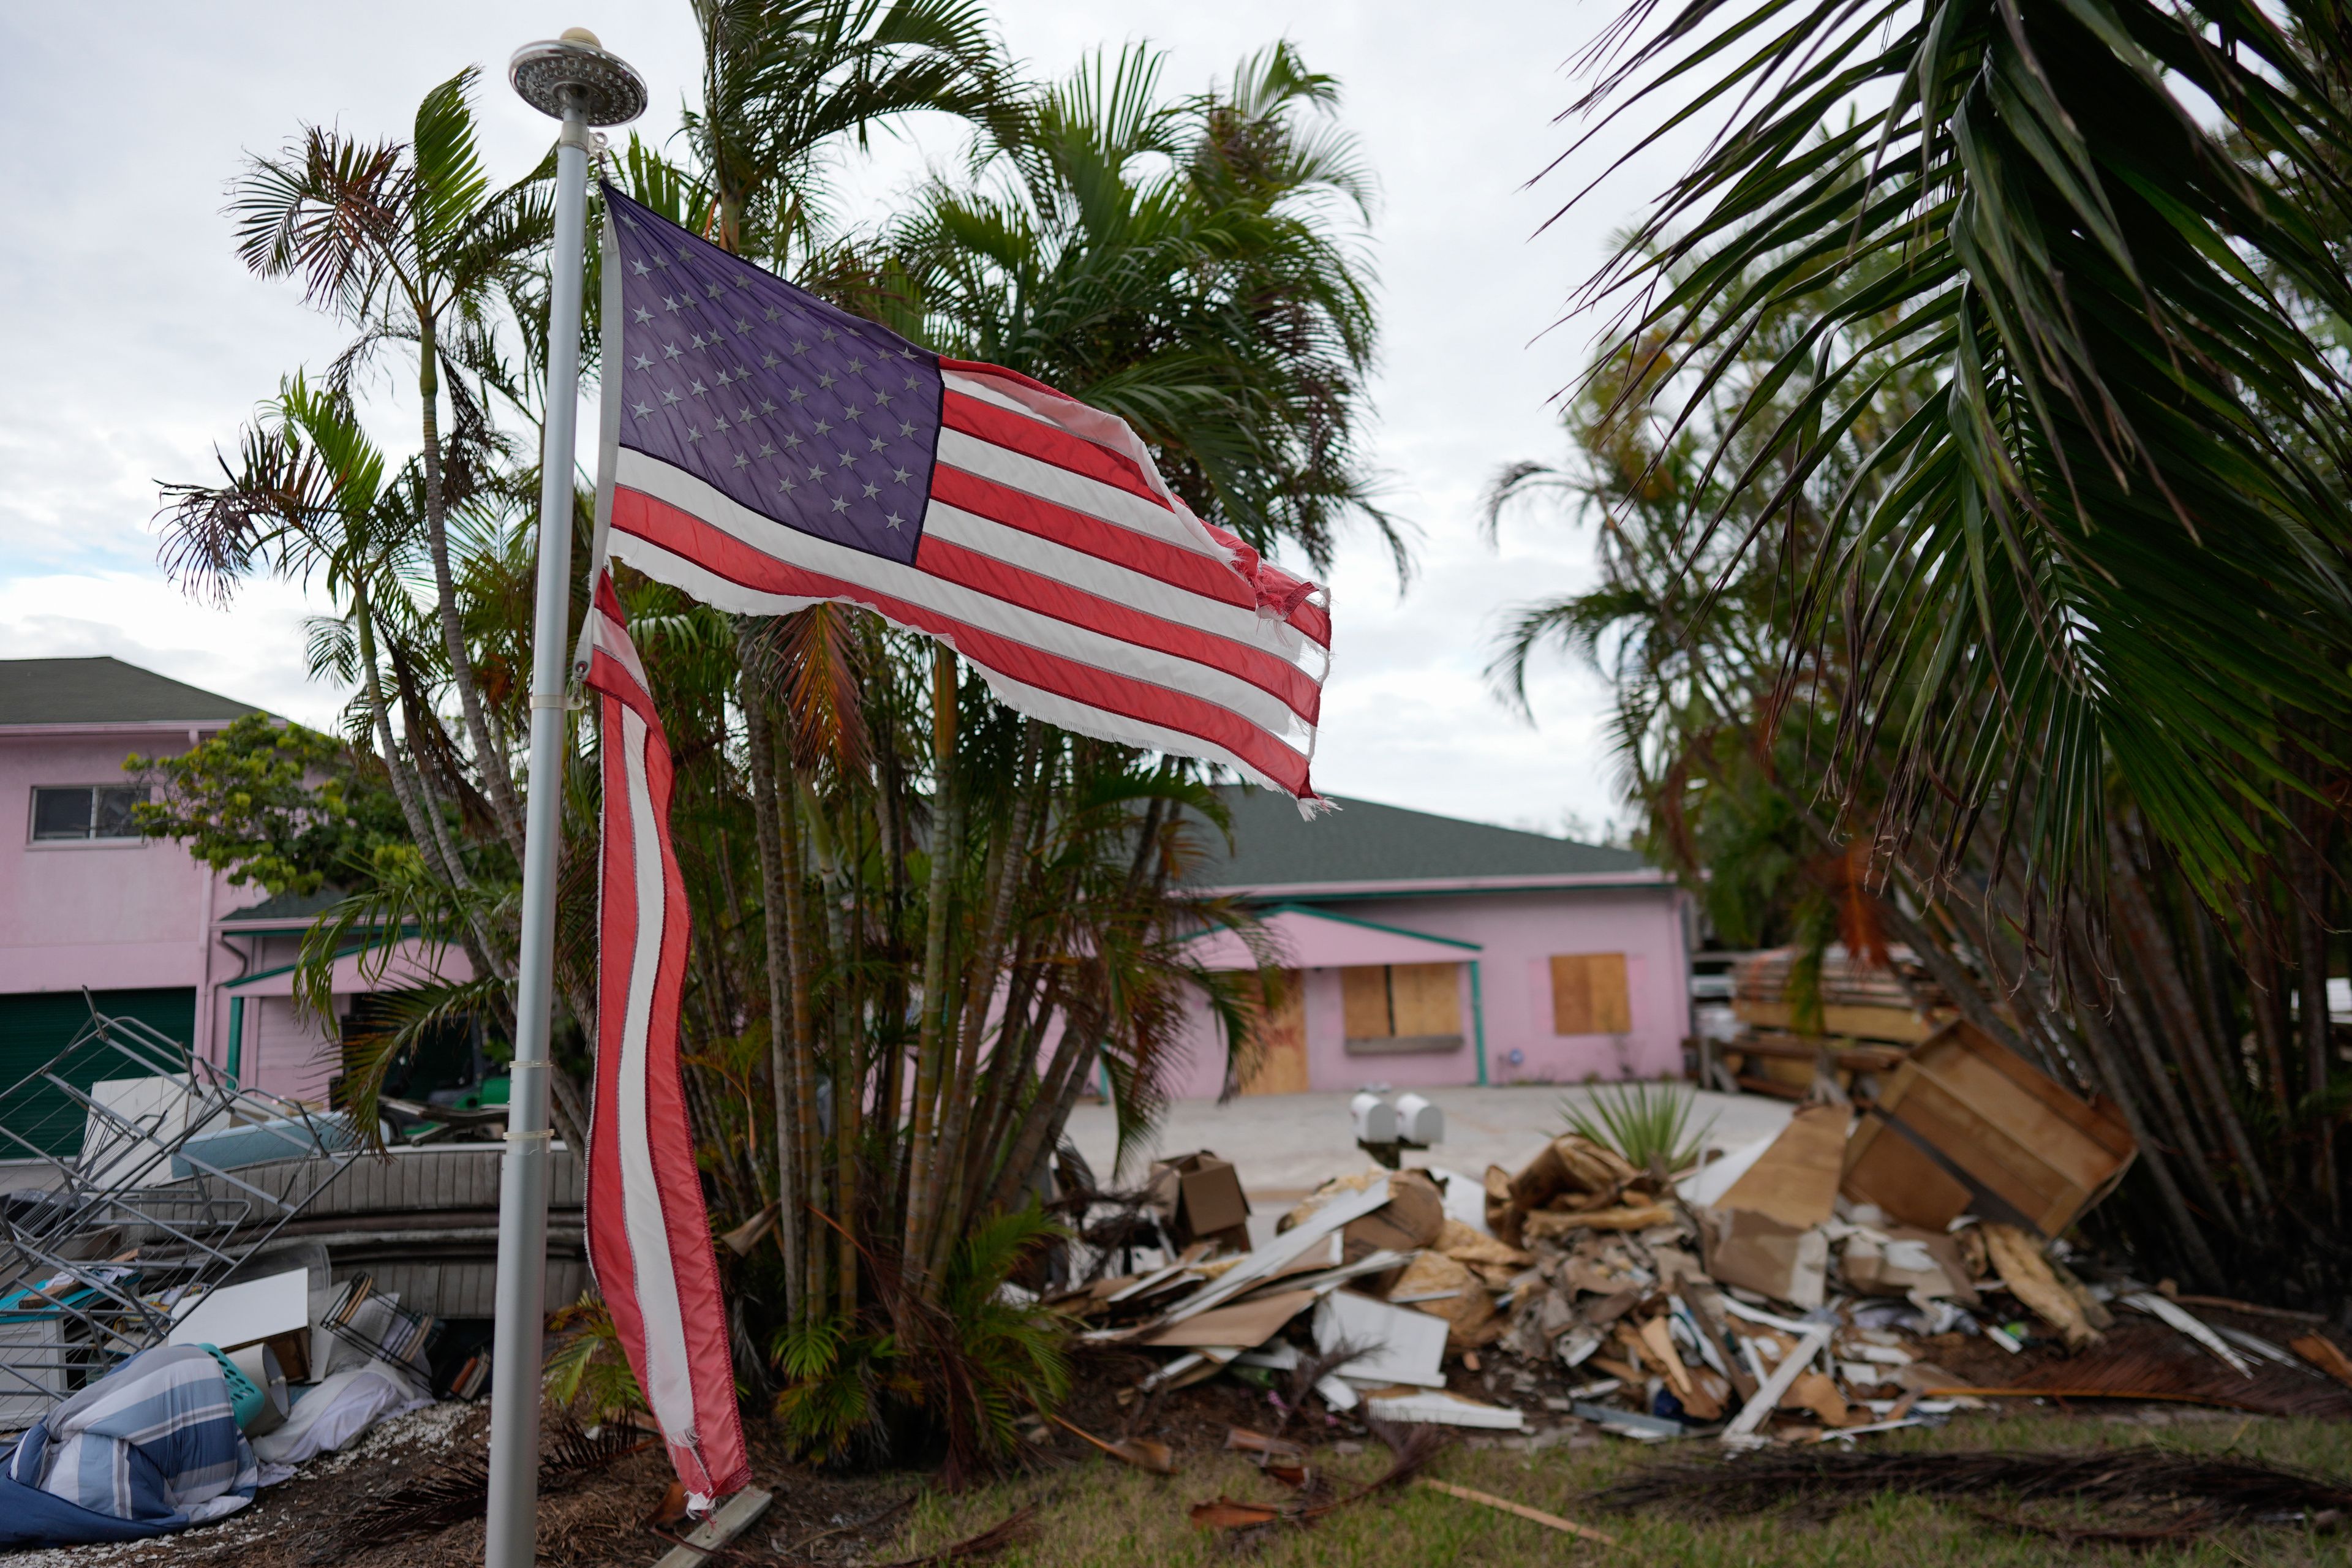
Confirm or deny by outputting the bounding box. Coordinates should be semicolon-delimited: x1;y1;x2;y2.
1238;970;1310;1096
1340;963;1464;1055
1550;953;1631;1036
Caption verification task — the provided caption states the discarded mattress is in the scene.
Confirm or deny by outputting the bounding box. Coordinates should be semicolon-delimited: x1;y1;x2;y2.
0;1345;260;1546
252;1359;431;1468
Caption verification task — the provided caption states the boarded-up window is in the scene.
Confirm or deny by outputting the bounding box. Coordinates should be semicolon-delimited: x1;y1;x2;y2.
1340;963;1463;1054
1550;953;1631;1035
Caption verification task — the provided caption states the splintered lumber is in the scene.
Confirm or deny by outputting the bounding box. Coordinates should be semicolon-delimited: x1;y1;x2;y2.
1106;1177;1392;1341
653;1488;773;1568
1722;1324;1833;1442
1419;1479;1619;1545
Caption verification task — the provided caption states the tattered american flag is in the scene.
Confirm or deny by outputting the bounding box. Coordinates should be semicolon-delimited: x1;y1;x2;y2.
580;571;750;1504
599;184;1332;801
579;186;1338;1506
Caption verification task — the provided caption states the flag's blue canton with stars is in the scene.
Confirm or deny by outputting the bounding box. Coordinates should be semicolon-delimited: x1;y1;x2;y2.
608;185;941;568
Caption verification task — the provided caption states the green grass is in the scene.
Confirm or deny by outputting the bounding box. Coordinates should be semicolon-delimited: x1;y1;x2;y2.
881;1412;2352;1566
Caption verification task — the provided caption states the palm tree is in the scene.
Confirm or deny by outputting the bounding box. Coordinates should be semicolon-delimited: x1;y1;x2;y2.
1486;230;2352;1294
1560;0;2352;909
684;0;1010;263
228;67;552;857
894;42;1396;575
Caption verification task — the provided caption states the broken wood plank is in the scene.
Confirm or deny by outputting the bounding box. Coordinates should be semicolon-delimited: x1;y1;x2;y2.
652;1487;772;1568
1722;1324;1833;1442
1419;1478;1619;1545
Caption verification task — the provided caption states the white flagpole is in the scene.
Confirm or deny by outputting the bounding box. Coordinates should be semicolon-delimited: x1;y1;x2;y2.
488;30;644;1568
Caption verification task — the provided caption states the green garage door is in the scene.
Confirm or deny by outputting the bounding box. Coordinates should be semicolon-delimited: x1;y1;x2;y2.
0;988;196;1158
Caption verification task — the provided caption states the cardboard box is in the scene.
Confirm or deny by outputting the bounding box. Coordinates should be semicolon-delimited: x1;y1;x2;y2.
1147;1151;1253;1251
1717;1104;1848;1228
1841;1020;2136;1236
1701;1208;1828;1309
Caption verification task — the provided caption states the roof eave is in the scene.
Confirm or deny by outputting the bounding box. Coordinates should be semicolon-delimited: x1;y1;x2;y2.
1204;869;1674;900
0;718;254;737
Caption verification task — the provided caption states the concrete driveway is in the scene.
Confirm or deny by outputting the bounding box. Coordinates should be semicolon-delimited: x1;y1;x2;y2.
1063;1083;1793;1203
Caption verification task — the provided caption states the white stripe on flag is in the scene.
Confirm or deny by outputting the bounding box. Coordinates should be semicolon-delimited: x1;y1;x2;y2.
610;530;1294;790
933;428;1222;555
919;501;1330;682
614;449;1318;751
617;704;697;1442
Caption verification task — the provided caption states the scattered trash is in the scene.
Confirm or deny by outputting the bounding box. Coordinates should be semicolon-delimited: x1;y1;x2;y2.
2122;1292;2254;1378
1188;1423;1447;1535
1148;1150;1254;1253
1044;1060;2352;1460
1362;1389;1525;1430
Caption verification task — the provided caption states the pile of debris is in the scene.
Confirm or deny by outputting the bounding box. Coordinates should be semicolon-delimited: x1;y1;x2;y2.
1063;1020;2352;1444
0;1009;504;1547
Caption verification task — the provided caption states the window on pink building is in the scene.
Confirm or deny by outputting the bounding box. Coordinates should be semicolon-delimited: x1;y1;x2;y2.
30;785;148;842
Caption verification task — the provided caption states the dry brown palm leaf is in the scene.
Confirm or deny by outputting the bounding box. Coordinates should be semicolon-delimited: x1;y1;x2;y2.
1046;1411;1176;1475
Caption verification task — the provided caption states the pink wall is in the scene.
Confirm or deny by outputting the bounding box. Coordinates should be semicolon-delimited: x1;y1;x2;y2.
1161;884;1691;1101
2;725;459;1105
0;729;258;1047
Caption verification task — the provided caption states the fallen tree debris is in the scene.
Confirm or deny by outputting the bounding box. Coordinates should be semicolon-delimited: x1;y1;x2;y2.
1593;1447;2352;1538
865;1505;1038;1567
2293;1334;2352;1393
1045;1412;1176;1475
1188;1423;1450;1534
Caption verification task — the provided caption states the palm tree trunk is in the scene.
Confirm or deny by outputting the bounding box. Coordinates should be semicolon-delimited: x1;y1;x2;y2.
771;742;827;1318
741;676;804;1322
2107;821;2272;1214
415;314;524;854
353;587;455;888
2066;968;2225;1284
2291;818;2337;1219
925;721;1044;1278
2241;897;2296;1129
900;647;962;1294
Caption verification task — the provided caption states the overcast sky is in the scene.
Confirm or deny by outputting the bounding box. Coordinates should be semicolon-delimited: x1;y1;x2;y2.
0;2;1697;840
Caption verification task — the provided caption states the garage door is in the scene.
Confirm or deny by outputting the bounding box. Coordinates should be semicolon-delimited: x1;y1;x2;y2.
0;988;195;1158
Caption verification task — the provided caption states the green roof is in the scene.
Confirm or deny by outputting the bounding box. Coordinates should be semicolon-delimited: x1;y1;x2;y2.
217;889;347;927
1195;786;1651;892
0;657;261;727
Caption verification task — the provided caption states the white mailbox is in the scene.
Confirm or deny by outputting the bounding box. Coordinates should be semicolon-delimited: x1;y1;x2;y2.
1392;1091;1443;1147
1350;1090;1398;1145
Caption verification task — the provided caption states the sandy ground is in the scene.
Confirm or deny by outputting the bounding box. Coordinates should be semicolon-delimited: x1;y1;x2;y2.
1063;1083;1792;1207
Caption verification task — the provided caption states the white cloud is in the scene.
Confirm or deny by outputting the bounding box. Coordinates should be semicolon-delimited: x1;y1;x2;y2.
0;1;1705;840
0;574;348;731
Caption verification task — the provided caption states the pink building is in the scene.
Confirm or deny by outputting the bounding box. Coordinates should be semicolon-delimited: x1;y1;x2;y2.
0;658;464;1137
1163;788;1694;1099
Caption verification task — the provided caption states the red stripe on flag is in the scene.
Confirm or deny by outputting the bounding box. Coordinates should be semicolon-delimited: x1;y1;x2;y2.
614;489;1313;794
941;390;1166;510
912;533;1323;723
931;464;1252;611
585;579;753;1503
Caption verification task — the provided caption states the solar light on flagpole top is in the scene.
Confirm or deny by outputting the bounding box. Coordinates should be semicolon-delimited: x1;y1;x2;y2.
483;29;643;1568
